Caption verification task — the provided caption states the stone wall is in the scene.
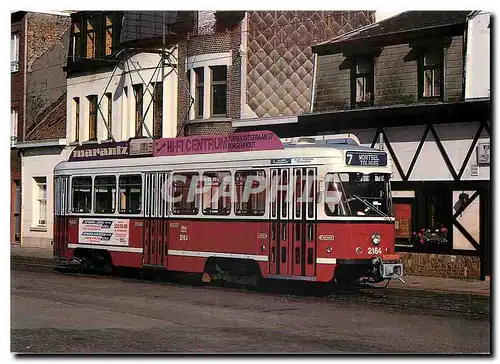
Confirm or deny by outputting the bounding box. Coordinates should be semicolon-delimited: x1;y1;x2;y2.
400;252;481;279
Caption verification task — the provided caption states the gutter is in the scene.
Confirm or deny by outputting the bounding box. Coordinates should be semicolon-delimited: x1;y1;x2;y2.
16;138;67;149
232;115;298;128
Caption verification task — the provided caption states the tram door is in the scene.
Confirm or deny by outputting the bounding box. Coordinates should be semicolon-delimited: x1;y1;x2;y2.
143;172;169;267
291;168;317;277
269;168;292;276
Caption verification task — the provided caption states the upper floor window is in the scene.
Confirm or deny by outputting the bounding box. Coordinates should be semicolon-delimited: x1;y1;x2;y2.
11;33;19;72
419;48;443;99
86;16;98;58
105;93;112;139
87;95;98;141
153;82;163;138
72;21;82;61
211;66;227;116
70;12;116;61
11;108;18;147
351;58;374;108
133;84;143;137
105;15;113;56
73;97;80;142
194;68;204;118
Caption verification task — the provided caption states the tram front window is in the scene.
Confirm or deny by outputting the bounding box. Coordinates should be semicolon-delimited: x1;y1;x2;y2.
325;173;392;217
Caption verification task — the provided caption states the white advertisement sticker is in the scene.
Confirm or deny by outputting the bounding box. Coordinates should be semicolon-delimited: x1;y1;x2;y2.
79;219;129;246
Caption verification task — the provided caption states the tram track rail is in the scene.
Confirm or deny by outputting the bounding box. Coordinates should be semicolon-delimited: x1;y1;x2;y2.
11;256;490;321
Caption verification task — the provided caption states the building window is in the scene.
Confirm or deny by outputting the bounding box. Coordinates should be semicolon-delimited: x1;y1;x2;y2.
72;20;82;61
11;33;19;72
105;93;112;139
73;97;80;142
133;84;143;137
153;82;163;138
211;66;227;116
11;108;18;147
87;95;98;141
86;16;99;58
194;68;204;118
419;48;443;99
351;58;374;107
34;177;47;226
105;14;113;56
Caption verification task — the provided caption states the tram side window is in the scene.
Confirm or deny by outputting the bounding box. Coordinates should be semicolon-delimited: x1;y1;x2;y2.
119;175;142;214
94;176;116;214
172;172;200;215
202;171;231;215
235;170;266;216
324;173;347;216
72;176;92;213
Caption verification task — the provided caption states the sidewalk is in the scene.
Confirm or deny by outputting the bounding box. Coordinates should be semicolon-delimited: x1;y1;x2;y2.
10;245;490;296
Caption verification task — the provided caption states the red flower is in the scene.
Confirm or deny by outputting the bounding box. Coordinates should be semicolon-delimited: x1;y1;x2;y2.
421;228;425;232
441;227;448;233
413;232;416;236
419;239;424;244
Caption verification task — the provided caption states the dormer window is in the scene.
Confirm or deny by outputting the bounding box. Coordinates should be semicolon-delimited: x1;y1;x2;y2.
351;57;374;108
419;48;443;99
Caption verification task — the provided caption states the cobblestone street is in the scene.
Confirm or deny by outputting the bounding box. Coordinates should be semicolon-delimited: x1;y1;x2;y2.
11;260;490;354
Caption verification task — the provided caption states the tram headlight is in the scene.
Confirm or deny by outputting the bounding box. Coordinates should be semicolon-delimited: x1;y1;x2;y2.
371;234;381;246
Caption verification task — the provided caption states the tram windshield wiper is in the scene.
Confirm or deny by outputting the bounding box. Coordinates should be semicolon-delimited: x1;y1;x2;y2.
352;194;390;220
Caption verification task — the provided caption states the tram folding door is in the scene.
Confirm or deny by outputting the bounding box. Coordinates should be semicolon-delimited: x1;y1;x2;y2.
53;176;70;257
269;168;317;278
143;172;169;267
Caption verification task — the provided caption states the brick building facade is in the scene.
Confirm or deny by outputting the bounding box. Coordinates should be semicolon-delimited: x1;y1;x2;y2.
11;11;71;246
177;11;375;136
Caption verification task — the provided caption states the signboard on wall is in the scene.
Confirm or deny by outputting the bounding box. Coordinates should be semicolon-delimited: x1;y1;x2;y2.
394;203;412;239
477;142;490;165
79;219;129;246
154;131;284;156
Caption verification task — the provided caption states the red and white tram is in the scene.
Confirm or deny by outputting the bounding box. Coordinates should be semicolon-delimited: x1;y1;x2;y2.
53;131;403;285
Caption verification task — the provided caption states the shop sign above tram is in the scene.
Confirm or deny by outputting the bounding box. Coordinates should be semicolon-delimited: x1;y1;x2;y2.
154;131;284;157
68;138;154;162
345;151;388;167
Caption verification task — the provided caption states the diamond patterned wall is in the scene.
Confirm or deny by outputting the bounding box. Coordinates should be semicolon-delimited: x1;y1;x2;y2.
246;11;375;117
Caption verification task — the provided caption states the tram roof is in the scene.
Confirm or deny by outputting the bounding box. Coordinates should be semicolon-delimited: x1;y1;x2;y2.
55;142;391;174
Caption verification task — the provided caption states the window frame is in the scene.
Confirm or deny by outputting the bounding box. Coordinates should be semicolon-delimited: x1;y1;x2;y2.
73;97;80;142
194;67;204;119
118;174;143;215
153;82;163;138
11;108;18;147
350;57;374;108
71;176;93;214
171;172;201;216
87;95;98;141
201;171;232;216
93;175;117;214
11;33;19;73
210;65;227;117
234;169;266;217
418;47;444;101
105;92;112;140
133;84;144;137
33;177;48;227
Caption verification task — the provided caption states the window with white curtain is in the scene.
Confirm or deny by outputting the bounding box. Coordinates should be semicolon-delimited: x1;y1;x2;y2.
34;177;48;227
11;33;19;72
11;109;18;146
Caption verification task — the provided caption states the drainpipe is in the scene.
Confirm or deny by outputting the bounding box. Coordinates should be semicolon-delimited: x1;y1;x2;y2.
309;53;318;113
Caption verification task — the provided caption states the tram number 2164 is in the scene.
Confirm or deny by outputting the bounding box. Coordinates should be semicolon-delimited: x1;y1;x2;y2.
368;247;382;255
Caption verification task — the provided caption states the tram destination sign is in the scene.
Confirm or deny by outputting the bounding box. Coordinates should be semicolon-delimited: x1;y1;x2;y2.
345;151;387;167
